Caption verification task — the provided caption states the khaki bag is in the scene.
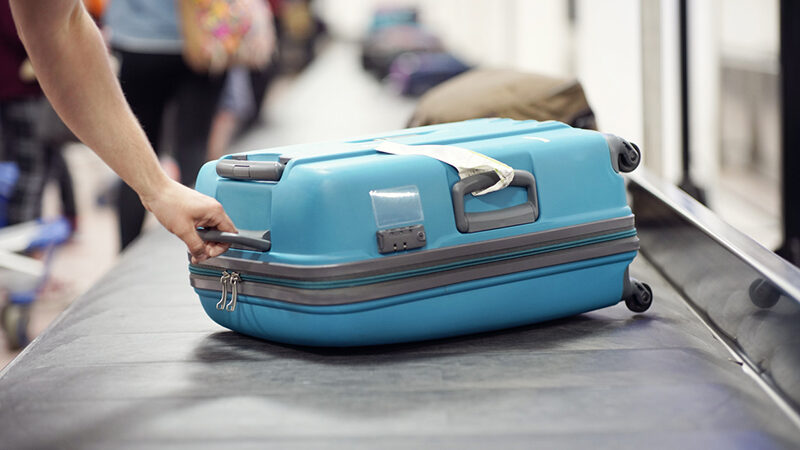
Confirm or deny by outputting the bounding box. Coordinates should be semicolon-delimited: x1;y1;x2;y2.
407;69;597;130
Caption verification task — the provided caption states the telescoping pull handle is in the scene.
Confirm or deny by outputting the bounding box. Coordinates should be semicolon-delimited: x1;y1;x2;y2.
452;170;539;233
197;229;272;252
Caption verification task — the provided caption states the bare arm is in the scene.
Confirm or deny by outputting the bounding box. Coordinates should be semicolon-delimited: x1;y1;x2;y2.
10;0;236;263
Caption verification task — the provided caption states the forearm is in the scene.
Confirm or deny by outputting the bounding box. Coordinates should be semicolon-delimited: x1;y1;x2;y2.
10;0;169;204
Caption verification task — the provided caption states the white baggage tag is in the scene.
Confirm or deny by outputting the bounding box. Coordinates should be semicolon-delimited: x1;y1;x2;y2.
375;140;514;195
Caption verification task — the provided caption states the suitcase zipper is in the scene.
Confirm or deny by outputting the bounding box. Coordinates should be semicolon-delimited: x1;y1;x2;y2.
191;228;637;292
215;271;240;312
215;271;230;310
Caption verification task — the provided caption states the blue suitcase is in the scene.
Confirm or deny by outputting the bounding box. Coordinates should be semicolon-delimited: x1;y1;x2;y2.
190;118;652;346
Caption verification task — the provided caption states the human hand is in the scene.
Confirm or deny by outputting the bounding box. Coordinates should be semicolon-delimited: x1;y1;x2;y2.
141;179;237;264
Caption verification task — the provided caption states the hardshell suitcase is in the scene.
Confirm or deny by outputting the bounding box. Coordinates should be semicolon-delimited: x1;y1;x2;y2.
190;118;652;346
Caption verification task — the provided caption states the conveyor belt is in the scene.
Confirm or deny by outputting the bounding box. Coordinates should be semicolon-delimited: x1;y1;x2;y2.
0;225;798;448
2;41;799;448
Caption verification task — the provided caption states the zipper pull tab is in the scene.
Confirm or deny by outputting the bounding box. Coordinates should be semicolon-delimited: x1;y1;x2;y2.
226;272;240;312
215;271;231;310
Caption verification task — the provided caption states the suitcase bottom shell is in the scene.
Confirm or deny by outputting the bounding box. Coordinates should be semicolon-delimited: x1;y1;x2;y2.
195;252;641;347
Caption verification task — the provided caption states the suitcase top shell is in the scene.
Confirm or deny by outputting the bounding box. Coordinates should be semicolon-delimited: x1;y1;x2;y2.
194;118;636;267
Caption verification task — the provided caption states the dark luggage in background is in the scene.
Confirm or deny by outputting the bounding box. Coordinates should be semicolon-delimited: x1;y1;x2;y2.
388;51;471;97
366;5;418;33
408;69;598;130
361;5;421;77
189;118;652;347
361;24;443;78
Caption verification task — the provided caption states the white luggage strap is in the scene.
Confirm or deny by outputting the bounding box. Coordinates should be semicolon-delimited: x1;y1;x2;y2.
375;140;514;195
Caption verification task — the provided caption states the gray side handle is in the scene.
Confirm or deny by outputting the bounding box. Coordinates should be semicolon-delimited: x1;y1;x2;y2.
452;170;539;233
197;229;272;252
216;159;285;181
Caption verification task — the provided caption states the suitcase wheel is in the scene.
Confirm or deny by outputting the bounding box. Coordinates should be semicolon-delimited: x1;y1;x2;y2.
624;281;653;313
618;142;641;173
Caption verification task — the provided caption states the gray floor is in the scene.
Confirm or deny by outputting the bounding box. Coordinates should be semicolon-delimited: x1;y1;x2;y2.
1;228;798;449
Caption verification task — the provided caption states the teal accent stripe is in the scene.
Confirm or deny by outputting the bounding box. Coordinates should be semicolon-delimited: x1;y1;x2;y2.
189;229;637;290
190;266;224;278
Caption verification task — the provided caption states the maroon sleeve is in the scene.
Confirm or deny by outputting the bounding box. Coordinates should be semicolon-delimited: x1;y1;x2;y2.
0;0;42;100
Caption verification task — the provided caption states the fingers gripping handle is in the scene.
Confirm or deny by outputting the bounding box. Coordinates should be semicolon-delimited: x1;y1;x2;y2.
197;229;272;252
452;170;539;233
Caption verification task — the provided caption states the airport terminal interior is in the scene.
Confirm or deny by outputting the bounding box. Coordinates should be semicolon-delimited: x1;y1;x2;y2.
1;0;799;447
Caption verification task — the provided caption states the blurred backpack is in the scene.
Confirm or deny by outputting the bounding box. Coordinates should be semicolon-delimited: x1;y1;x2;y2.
407;69;597;130
178;0;275;75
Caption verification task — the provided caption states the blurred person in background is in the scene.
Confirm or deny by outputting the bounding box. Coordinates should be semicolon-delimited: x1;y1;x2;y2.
206;0;277;161
10;0;235;263
207;66;262;162
206;0;328;161
102;0;228;250
0;0;76;229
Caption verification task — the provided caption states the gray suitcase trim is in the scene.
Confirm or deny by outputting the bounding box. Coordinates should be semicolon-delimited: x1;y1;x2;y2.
194;215;636;282
190;236;639;306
